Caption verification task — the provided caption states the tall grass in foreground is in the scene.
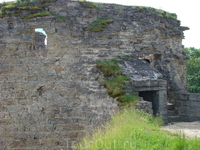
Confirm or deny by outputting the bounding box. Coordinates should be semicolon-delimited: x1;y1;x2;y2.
75;109;200;150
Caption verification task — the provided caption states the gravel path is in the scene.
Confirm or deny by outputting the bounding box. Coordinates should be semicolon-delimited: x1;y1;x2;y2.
161;121;200;138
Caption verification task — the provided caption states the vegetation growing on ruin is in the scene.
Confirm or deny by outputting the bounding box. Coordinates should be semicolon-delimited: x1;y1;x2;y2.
156;9;177;20
132;6;177;20
185;47;200;93
55;15;67;22
96;59;139;105
0;0;54;18
75;108;200;150
49;11;68;22
20;11;50;19
84;18;114;32
79;0;102;10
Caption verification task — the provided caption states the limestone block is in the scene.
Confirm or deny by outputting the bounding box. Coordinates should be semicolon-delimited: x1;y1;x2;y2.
136;99;153;115
189;94;200;101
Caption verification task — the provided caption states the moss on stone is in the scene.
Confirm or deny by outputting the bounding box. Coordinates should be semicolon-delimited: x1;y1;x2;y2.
79;0;101;10
84;18;114;32
0;0;54;19
132;6;177;20
20;11;50;19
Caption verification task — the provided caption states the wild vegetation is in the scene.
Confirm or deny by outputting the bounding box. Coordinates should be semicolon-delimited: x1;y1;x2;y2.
75;108;200;150
185;47;200;93
96;59;139;105
79;0;102;10
0;0;54;18
0;0;177;21
84;18;114;32
132;6;177;19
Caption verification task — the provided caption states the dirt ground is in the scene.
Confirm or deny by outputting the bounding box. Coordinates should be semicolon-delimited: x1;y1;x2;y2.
161;121;200;138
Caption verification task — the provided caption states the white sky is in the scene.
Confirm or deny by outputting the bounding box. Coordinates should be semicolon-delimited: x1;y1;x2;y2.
0;0;199;48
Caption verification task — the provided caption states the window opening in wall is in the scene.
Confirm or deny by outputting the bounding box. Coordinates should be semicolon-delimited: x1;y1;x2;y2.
139;91;159;115
33;28;48;57
139;54;161;67
35;28;47;45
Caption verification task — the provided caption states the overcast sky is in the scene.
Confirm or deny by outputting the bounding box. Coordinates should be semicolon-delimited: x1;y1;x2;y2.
0;0;199;48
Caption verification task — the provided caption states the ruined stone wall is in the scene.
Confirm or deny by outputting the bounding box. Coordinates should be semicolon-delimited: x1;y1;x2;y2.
177;93;200;122
0;0;189;149
0;14;117;150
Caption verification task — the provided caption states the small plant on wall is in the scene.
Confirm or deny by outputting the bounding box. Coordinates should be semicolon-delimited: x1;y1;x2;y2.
79;0;102;10
84;18;114;32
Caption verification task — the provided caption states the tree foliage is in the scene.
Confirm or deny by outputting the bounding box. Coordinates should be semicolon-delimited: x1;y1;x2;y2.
185;47;200;93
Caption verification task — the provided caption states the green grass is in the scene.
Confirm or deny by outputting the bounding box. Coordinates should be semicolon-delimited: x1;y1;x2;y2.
0;0;53;18
96;59;138;105
132;6;177;20
20;11;50;19
156;9;177;20
79;0;102;10
96;59;122;77
101;75;129;98
84;18;114;32
75;109;200;150
55;15;67;22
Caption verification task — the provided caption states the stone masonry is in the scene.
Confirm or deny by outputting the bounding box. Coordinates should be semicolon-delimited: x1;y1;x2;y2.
0;0;198;149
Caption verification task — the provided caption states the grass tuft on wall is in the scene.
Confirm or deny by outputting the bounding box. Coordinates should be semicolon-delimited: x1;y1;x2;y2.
132;6;177;20
79;0;102;10
96;59;138;105
20;11;50;19
84;18;114;32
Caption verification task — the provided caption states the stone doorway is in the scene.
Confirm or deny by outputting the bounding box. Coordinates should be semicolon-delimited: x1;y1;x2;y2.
139;91;159;115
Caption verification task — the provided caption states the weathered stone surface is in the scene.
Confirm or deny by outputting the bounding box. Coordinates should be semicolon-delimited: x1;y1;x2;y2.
178;93;200;122
0;0;197;149
118;59;163;81
137;99;153;115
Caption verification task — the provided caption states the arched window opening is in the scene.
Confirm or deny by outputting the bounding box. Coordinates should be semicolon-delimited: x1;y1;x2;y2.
35;28;47;46
33;28;48;57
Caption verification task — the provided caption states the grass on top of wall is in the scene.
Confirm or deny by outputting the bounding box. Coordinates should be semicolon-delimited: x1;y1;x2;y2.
0;0;53;18
74;108;200;150
79;0;102;10
132;6;177;20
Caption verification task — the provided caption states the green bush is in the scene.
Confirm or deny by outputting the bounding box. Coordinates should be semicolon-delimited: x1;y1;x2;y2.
185;47;200;93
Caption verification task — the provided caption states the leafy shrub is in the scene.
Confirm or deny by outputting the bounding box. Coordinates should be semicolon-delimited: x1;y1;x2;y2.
185;47;200;93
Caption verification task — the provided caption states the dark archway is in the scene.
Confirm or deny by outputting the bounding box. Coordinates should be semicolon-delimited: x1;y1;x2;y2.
139;91;159;115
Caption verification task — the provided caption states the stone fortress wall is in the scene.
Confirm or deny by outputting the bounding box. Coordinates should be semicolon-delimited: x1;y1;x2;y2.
0;0;199;149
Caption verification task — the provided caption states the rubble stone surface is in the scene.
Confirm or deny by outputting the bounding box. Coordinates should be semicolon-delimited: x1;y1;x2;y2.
0;0;199;149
